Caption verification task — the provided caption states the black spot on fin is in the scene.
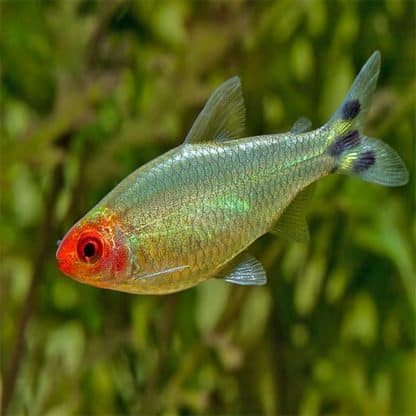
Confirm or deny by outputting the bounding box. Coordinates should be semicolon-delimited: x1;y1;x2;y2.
331;136;408;187
342;99;361;120
328;130;360;157
328;52;380;127
353;150;375;173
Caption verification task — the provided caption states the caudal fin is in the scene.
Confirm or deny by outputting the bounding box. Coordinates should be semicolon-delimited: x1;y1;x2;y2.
325;51;409;187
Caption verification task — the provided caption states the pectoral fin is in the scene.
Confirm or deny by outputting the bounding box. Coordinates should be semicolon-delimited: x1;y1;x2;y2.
269;185;315;243
218;252;267;286
184;77;246;143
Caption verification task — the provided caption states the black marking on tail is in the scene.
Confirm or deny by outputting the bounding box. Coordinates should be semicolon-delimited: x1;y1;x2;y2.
328;130;360;157
353;150;376;173
342;99;361;120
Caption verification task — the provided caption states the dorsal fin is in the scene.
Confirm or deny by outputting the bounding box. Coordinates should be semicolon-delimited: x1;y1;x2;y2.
269;184;315;243
184;76;246;144
291;117;312;134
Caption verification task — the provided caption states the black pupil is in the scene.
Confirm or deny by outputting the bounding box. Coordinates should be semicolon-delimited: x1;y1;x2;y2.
83;242;96;258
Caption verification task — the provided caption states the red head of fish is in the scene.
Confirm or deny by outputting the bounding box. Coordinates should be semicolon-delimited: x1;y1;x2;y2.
56;209;130;288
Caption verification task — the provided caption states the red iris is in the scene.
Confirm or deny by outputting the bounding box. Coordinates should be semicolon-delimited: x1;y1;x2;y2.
77;234;103;264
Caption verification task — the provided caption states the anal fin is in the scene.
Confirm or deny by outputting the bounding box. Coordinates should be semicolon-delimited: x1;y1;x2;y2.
269;185;315;243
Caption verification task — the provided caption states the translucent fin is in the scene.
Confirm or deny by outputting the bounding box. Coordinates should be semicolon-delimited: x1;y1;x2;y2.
339;136;409;186
136;265;190;279
291;117;312;134
328;51;380;133
269;186;315;243
325;51;409;187
220;252;267;286
184;76;246;143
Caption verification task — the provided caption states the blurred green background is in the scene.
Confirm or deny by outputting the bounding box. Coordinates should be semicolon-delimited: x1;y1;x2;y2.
1;1;415;415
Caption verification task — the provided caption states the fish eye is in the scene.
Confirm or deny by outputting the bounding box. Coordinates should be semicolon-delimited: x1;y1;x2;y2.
77;235;103;264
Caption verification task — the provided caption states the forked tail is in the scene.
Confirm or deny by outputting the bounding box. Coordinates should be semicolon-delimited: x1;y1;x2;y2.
325;51;408;186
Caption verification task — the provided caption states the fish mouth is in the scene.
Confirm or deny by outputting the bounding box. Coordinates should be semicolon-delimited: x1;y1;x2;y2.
56;239;77;278
55;242;66;269
56;240;62;258
56;255;72;277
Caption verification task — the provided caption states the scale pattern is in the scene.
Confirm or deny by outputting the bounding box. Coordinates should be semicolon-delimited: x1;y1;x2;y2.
100;130;332;293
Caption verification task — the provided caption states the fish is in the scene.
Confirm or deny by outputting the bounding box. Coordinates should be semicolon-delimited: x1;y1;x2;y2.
56;51;408;294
